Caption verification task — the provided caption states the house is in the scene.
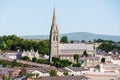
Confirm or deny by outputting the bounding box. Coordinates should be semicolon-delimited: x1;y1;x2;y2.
0;69;9;79
111;55;120;65
25;67;56;78
2;52;18;60
65;67;89;76
8;68;19;78
57;68;71;76
86;72;120;80
86;57;100;67
40;75;91;80
0;68;19;79
21;50;40;60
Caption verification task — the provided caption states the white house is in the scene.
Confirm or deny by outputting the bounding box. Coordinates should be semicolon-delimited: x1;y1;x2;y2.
65;67;89;76
2;52;18;60
21;50;40;60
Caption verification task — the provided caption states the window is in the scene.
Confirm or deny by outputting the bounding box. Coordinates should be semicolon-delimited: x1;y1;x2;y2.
56;35;58;41
53;35;55;41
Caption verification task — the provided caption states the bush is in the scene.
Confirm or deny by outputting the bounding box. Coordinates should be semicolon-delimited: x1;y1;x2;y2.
63;72;68;75
49;69;57;76
101;58;105;63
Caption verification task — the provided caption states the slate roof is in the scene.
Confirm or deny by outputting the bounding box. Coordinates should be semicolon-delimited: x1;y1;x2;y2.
40;76;90;80
57;68;71;72
59;43;94;51
67;67;87;72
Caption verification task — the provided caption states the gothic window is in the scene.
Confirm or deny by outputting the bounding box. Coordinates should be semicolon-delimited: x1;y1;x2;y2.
53;35;55;41
56;35;58;41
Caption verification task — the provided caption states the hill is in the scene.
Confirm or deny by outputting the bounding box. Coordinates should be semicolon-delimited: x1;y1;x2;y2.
20;32;120;42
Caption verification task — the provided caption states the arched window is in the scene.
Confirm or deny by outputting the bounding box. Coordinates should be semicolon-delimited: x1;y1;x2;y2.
53;35;55;41
56;35;58;41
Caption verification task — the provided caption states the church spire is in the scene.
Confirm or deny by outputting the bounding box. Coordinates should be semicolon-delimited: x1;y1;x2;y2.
52;7;57;25
49;7;59;63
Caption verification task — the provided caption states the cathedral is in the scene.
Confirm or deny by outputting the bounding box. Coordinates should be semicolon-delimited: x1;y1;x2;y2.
49;8;98;63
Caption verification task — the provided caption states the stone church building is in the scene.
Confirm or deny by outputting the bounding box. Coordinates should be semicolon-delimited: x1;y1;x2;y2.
49;8;98;63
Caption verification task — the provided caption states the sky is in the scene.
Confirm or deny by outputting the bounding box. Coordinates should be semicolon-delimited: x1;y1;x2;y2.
0;0;120;36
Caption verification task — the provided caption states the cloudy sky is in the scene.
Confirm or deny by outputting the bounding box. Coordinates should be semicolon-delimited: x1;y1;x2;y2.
0;0;120;36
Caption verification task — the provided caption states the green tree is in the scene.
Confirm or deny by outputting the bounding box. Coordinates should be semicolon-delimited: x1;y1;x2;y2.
37;59;42;63
11;59;17;67
6;39;13;50
81;40;86;43
70;40;74;43
2;60;7;67
63;72;68;75
32;57;37;62
52;57;72;68
101;58;105;63
74;54;79;63
27;73;33;78
38;40;49;55
22;56;31;61
98;41;114;52
35;73;39;78
82;50;88;57
76;63;81;67
60;36;68;43
72;63;81;67
49;69;57;76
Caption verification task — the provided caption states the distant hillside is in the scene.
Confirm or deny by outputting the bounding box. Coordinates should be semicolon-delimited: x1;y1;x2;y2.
20;32;120;42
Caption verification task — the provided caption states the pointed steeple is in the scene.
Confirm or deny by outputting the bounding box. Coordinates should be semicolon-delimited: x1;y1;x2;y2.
52;7;57;25
49;7;59;63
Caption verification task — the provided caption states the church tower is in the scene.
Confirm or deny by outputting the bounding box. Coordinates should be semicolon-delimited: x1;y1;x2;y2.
49;8;59;63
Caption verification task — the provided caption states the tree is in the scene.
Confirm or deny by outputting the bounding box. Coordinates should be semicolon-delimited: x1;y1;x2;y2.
72;63;81;67
6;39;13;50
82;50;88;57
49;69;57;76
74;54;79;63
81;40;86;43
22;56;30;61
63;72;68;75
32;57;37;62
101;58;105;63
76;63;81;67
27;73;33;78
2;60;7;67
88;40;91;43
11;59;17;67
52;57;72;68
70;40;74;43
38;40;49;55
60;36;68;43
98;41;114;52
35;73;39;78
37;59;42;63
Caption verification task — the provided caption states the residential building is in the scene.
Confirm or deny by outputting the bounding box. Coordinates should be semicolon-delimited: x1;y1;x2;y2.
21;50;39;60
40;75;90;80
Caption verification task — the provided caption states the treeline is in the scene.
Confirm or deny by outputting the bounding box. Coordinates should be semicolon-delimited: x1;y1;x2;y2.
98;41;120;52
0;59;29;67
94;39;120;52
0;35;49;55
22;56;49;64
0;35;120;55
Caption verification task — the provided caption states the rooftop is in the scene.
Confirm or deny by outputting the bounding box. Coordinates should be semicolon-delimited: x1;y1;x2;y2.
59;43;94;51
40;75;90;80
